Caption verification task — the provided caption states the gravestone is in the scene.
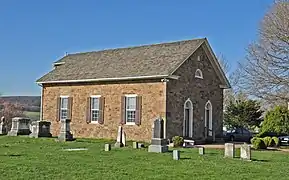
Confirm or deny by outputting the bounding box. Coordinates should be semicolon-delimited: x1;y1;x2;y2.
29;121;52;138
199;147;205;155
0;116;6;135
133;142;139;149
64;148;88;151
114;126;124;148
224;143;235;158
122;131;126;147
7;117;31;136
183;139;195;148
138;143;145;148
148;118;168;153
58;119;74;141
105;144;111;151
173;150;180;160
240;143;251;161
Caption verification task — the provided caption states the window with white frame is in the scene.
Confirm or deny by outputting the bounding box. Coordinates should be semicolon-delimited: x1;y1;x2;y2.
205;101;213;136
125;95;137;124
60;97;68;120
91;96;100;122
195;69;203;79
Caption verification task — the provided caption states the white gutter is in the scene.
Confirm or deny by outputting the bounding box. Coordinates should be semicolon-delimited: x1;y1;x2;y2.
37;83;43;121
53;62;65;66
37;75;180;84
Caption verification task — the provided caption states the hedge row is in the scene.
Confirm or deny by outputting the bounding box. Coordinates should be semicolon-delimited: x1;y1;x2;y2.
251;136;280;149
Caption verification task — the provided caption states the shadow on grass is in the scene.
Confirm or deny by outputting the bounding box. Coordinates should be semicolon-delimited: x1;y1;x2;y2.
168;150;187;153
251;158;270;162
253;148;279;152
0;154;23;157
180;157;191;160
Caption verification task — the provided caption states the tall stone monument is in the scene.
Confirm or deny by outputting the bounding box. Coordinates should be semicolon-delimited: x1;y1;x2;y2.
121;131;126;147
148;118;168;153
29;121;52;138
0;116;6;135
58;119;74;141
8;117;31;136
115;126;124;148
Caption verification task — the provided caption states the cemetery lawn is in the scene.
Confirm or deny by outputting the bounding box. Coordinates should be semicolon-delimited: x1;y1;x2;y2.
1;137;289;180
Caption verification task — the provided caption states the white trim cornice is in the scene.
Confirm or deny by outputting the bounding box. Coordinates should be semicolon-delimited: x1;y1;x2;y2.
37;75;180;84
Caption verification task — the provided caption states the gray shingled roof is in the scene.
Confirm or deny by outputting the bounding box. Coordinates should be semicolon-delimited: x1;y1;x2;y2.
36;38;205;83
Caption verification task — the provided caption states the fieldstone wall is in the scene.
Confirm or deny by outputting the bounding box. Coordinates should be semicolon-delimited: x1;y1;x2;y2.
166;44;224;140
42;80;166;142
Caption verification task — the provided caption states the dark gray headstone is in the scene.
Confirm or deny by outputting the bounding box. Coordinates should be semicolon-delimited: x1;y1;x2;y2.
29;121;52;138
153;118;164;139
148;118;168;153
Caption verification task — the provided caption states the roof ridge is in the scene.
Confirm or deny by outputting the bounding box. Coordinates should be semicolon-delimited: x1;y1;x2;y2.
38;37;209;83
67;37;206;56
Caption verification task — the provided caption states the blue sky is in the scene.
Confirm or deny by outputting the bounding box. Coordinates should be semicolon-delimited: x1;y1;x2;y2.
0;0;273;96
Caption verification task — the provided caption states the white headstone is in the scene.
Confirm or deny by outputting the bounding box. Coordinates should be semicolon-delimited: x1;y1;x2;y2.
116;126;122;143
0;116;5;134
114;126;124;148
122;131;126;146
173;150;180;160
224;143;235;158
240;143;251;160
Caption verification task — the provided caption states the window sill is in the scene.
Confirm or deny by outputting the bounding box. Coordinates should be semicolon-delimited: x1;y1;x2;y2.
125;122;136;126
90;121;99;124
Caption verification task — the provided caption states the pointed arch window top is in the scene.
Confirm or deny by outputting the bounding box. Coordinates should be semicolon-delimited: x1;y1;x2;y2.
205;100;212;110
195;69;203;79
184;98;193;109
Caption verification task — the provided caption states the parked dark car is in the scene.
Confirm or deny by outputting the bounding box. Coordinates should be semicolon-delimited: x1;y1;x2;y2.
259;132;289;146
223;128;253;143
279;135;289;145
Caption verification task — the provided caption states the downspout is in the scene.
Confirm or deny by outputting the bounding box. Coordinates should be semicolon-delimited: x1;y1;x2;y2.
38;83;43;121
161;78;169;140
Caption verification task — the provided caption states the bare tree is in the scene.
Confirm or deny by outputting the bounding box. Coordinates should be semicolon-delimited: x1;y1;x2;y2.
237;0;289;107
0;100;24;132
217;54;235;110
218;53;230;75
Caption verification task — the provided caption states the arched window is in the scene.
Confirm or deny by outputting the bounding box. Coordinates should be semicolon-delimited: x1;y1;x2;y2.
195;69;203;79
205;101;213;136
183;98;193;137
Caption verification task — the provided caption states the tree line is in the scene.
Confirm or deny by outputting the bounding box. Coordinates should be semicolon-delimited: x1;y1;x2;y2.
223;0;289;135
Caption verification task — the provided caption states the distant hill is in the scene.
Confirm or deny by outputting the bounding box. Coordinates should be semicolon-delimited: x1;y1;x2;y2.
0;96;41;112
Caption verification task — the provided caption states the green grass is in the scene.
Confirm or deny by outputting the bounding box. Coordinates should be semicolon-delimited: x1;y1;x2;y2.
0;136;289;180
23;111;40;120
